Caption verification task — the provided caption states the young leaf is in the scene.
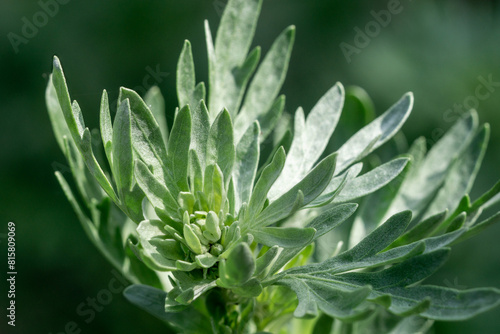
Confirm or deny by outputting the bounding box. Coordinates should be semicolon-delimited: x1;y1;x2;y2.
189;101;210;169
135;160;180;222
144;86;169;145
209;0;263;117
112;99;134;197
80;128;119;203
233;121;260;211
219;243;255;286
246;147;286;222
342;211;413;261
234;25;295;141
206;109;235;184
51;56;85;145
167;105;192;193
136;220;178;271
177;40;200;108
277;277;372;320
99;90;113;167
270;83;344;199
46;74;72;153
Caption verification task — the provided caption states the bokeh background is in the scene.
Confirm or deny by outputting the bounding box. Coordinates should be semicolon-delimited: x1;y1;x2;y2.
1;0;499;333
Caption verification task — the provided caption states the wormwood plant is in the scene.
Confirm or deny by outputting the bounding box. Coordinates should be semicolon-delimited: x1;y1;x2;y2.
47;0;500;333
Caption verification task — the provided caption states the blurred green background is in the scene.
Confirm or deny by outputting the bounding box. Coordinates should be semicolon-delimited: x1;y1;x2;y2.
1;0;499;333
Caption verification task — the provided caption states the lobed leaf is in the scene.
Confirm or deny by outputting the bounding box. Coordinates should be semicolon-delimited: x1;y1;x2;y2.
269;83;344;199
145;86;169;145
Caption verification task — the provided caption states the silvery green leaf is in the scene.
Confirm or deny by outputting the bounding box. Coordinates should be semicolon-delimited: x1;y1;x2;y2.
246;147;286;222
177;40;205;109
233;121;260;211
266;204;357;277
51;56;85;144
188;150;203;194
135;160;180;222
253;153;336;229
269;83;344;199
307;204;359;239
209;0;263;118
255;246;280;278
335;93;413;173
46;74;71;153
218;243;255;287
234;26;295;141
167;105;192;194
112;99;134;198
385;111;478;220
349;150;416;248
112;99;144;223
195;253;218;268
424;124;489;217
277;276;372;320
136;220;178;271
145;86;169;145
206;109;235;184
190;101;210;169
257;95;286;143
80;128;119;202
203;164;225;213
150;238;184;261
296;227;464;279
99;89;113;167
389;211;447;249
328;249;500;320
251;227;316;248
333;157;409;203
231;278;263;298
306;163;361;208
119;87;170;186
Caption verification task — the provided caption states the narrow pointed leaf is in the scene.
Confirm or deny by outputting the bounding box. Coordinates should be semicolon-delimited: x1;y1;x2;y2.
145;86;169;145
246;147;286;222
234;26;295;141
135;160;179;221
270;83;344;198
99;90;113;166
335;93;413;173
206;109;235;183
333;158;409;203
167;105;192;193
119;87;170;186
253;154;337;228
251;227;316;248
233;121;260;211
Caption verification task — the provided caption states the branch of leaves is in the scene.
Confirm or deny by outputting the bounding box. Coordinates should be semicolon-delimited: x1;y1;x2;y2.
274;211;500;321
50;56;174;223
387;179;500;251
